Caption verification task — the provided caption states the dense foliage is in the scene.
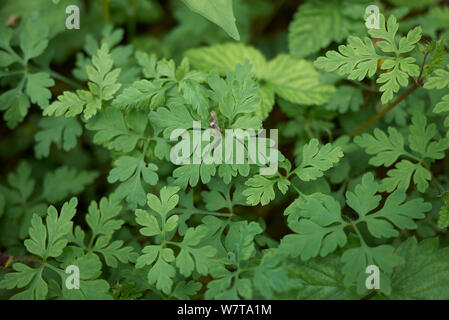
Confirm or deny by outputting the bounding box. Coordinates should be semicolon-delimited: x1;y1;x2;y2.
1;0;449;300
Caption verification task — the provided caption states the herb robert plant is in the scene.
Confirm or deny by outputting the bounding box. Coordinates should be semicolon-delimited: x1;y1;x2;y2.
0;0;449;300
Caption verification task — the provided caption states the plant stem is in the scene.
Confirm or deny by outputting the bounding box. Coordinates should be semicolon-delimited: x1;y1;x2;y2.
349;221;368;248
348;83;419;138
348;49;430;138
127;0;137;39
103;0;110;24
46;69;85;90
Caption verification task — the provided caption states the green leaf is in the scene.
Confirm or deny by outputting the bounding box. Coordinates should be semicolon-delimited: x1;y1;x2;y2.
43;90;86;118
356;114;449;193
113;79;166;110
146;186;180;218
85;197;123;238
390;237;449;299
264;54;335;106
0;50;15;67
149;101;195;138
34;116;82;159
288;0;349;58
108;154;159;206
186;43;267;78
60;253;112;299
315;15;421;104
252;250;292;299
242;175;289;206
171;281;202;300
24;198;78;260
0;263;47;300
208;61;261;121
326;85;363;113
181;0;240;40
424;64;449;90
438;193;449;229
93;237;136;268
25;72;54;108
175;226;216;277
44;44;120;120
206;221;262;299
86;43;121;102
86;108;147;153
342;244;403;293
281;193;347;260
135;210;162;237
285;254;359;299
348;173;431;237
20;20;49;61
314;36;379;80
0;89;30;128
380;160;431;193
408;112;449;160
186;44;333;117
294;139;343;181
42;167;97;203
354;127;406;166
433;94;449;115
387;0;439;9
147;249;176;294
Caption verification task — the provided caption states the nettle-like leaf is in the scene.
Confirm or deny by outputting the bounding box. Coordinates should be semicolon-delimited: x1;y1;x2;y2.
315;15;422;104
389;237;449;299
44;44;121;120
288;0;366;58
355;113;449;192
135;187;216;295
181;0;240;40
186;43;334;119
284;253;358;299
